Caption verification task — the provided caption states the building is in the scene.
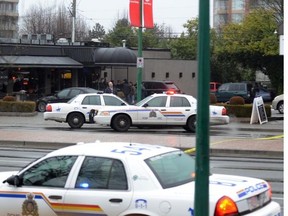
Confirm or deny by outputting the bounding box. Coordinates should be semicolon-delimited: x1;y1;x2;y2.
213;0;261;30
0;0;19;38
0;40;198;100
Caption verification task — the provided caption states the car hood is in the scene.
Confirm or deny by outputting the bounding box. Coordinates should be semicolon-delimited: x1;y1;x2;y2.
38;95;57;102
169;174;269;202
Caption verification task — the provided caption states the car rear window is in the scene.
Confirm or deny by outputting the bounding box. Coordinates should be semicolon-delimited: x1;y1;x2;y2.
145;151;195;189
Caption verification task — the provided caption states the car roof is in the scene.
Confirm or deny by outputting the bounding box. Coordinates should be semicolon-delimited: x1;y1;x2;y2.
46;141;178;160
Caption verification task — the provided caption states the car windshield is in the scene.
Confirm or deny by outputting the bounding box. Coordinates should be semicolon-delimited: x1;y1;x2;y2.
67;96;78;103
135;95;154;106
145;150;195;189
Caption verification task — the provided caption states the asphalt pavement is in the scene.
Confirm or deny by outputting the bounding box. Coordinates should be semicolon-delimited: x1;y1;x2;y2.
0;111;284;158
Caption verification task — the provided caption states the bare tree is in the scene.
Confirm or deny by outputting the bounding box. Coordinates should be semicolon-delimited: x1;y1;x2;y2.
19;2;90;41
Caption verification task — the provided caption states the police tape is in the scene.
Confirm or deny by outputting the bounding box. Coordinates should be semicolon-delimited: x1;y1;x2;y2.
183;135;283;154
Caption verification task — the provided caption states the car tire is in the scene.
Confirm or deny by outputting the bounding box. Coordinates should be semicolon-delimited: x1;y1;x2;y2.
277;101;284;114
37;101;47;112
67;113;85;129
185;115;196;132
112;114;131;132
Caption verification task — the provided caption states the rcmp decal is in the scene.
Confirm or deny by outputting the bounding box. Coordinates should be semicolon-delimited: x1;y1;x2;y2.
237;182;268;198
135;199;147;209
22;193;39;216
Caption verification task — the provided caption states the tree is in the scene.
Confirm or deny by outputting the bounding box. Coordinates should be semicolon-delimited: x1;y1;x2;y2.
215;8;283;93
20;2;90;41
89;23;106;40
169;18;199;60
104;18;137;47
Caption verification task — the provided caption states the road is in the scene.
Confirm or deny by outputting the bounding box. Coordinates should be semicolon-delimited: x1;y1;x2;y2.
0;147;283;213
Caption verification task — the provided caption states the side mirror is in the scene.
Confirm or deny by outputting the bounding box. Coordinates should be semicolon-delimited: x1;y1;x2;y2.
3;175;22;187
143;103;149;108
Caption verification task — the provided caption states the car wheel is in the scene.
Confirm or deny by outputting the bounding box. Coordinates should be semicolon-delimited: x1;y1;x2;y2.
185;115;196;132
67;113;85;129
37;101;47;112
112;114;131;132
277;101;284;114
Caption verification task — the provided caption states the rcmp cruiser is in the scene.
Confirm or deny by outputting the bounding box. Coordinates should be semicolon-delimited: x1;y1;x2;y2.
92;92;230;132
0;141;282;215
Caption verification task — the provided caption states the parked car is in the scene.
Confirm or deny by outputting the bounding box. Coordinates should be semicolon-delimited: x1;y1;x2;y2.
0;141;281;216
142;80;182;98
272;94;284;114
254;87;275;102
36;87;99;112
44;92;128;128
215;82;253;103
93;92;229;132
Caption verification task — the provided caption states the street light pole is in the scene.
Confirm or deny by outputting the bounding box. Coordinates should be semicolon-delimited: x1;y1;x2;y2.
194;0;210;215
71;0;76;43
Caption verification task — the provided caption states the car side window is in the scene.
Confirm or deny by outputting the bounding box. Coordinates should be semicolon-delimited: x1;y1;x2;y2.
21;156;77;188
103;95;125;106
75;157;128;190
145;96;167;107
170;96;190;107
82;95;101;105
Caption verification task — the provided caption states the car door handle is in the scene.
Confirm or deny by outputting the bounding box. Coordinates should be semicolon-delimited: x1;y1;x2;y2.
160;109;166;111
185;109;190;111
49;195;63;200
109;198;123;203
82;107;87;109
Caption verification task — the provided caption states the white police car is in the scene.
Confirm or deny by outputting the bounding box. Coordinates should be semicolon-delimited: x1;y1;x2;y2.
0;141;281;216
93;92;230;132
44;93;128;128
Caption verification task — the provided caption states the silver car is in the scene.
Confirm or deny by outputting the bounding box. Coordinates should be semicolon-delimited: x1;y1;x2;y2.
272;94;284;114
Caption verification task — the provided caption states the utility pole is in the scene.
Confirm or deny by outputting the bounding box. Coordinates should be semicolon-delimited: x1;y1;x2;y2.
71;0;76;43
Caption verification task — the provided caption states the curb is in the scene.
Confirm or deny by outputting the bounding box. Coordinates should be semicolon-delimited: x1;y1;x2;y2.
0;112;38;117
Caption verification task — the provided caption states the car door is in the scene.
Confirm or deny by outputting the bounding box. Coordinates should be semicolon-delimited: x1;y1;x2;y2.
0;155;77;215
80;95;102;120
166;95;194;125
64;156;133;216
137;95;168;125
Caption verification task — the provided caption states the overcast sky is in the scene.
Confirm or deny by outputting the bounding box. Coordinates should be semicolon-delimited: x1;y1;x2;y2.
19;0;213;34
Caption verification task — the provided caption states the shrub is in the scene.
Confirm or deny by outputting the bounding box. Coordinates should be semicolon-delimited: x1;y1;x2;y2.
2;96;16;102
223;104;271;118
0;100;36;112
229;96;245;105
210;93;217;104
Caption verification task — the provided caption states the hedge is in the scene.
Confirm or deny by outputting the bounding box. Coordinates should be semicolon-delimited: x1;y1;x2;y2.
219;103;271;118
0;100;36;112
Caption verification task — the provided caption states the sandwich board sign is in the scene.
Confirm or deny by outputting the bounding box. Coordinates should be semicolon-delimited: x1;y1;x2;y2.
250;96;268;124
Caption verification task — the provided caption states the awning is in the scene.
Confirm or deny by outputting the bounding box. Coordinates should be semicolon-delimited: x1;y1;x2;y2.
0;56;83;68
93;47;137;66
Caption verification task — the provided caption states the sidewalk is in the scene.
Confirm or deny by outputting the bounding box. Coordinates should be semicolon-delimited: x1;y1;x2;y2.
0;113;284;158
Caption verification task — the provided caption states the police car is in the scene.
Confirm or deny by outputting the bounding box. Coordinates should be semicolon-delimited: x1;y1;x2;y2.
44;93;128;128
0;141;281;216
93;92;229;132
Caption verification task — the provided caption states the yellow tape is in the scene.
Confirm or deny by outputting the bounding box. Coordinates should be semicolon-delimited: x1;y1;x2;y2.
184;134;283;154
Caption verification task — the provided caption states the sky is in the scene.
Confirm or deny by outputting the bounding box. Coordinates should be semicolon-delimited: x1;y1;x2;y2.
19;0;214;35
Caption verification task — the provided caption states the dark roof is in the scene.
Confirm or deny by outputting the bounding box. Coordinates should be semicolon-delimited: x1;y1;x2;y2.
93;47;137;66
0;44;137;67
0;44;64;56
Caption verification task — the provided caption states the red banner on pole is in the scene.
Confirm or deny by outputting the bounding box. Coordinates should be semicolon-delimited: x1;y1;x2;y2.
129;0;141;27
143;0;154;28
